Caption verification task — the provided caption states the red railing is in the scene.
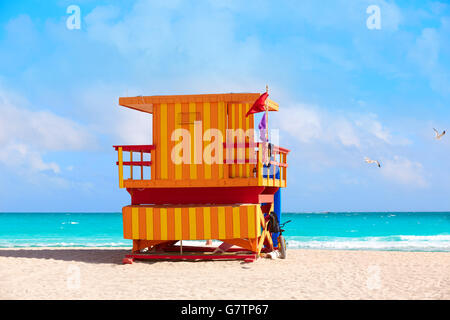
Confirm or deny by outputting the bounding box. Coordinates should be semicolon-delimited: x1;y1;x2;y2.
114;143;289;188
223;142;289;186
113;145;155;188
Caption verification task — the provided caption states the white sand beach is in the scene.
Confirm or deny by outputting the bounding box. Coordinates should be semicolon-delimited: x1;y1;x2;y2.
0;248;448;300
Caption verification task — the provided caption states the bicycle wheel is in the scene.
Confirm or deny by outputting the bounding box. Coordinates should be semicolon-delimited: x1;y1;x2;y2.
278;235;287;259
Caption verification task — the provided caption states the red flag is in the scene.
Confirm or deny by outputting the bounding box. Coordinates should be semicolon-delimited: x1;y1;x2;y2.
246;92;269;117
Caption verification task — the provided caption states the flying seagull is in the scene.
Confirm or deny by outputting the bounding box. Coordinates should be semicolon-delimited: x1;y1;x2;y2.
365;157;381;168
433;128;446;140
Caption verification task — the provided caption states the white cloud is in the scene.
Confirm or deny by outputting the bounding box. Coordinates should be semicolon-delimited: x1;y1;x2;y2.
381;156;428;188
355;115;391;144
271;100;421;181
378;0;403;31
74;84;153;146
273;104;322;144
273;103;404;150
407;19;450;96
115;107;152;145
84;0;265;77
334;118;361;147
0;143;60;174
408;28;440;71
0;91;95;151
0;88;96;175
4;14;38;46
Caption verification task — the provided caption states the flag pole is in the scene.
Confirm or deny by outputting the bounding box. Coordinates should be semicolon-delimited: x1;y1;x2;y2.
265;85;269;140
265;85;269;165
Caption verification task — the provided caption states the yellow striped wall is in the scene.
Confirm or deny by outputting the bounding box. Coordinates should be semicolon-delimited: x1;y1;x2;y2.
152;102;255;182
226;103;254;178
122;204;262;241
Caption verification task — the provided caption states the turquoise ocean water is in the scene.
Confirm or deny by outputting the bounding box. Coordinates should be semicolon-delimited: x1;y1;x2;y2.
0;212;449;251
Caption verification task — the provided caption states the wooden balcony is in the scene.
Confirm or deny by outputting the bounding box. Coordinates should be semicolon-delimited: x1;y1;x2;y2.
113;143;289;189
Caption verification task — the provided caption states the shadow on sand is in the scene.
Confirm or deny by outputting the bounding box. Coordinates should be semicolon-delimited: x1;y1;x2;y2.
0;248;133;265
0;248;254;266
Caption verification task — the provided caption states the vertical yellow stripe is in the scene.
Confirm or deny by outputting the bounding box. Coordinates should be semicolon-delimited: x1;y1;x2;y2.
155;104;161;179
245;104;250;177
203;207;211;239
203;102;211;179
238;103;243;177
132;207;139;239
160;104;168;179
150;149;155;179
160;208;167;240
218;101;225;178
231;104;235;177
258;145;263;185
175;103;182;180
218;207;226;239
256;206;262;237
189;102;197;179
130;151;133;179
118;147;124;188
188;207;197;239
232;206;240;238
231;104;235;129
248;206;256;238
146;208;153;240
174;208;182;239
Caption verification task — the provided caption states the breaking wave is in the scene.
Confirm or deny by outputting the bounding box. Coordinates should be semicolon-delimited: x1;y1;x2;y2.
285;235;450;252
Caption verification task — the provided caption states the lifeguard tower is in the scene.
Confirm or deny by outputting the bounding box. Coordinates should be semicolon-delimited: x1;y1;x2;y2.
113;92;289;263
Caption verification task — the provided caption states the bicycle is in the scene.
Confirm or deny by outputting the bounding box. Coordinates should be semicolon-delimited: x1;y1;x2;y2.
277;220;291;259
267;212;291;259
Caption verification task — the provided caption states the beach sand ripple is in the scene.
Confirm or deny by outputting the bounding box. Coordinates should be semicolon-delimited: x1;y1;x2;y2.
0;248;448;300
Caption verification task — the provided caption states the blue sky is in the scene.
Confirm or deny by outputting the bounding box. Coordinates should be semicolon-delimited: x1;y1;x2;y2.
0;0;449;212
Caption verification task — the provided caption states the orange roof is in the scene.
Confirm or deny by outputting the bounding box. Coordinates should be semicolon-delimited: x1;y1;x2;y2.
118;93;279;114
